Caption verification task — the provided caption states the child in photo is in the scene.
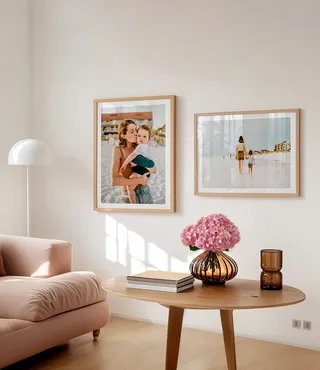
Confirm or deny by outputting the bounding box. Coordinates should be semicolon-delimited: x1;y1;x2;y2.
246;150;256;175
120;125;154;203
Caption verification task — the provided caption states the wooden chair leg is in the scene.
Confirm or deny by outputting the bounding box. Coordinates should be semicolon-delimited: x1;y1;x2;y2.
93;329;100;339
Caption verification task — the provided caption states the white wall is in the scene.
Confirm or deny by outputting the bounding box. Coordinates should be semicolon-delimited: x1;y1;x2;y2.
30;0;320;350
0;0;31;235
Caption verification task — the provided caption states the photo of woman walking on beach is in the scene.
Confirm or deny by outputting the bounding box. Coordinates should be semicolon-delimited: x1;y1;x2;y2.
111;120;157;204
236;136;247;175
195;109;299;196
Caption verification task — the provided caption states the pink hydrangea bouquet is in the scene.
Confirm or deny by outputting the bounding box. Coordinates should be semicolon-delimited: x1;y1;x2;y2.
181;214;240;252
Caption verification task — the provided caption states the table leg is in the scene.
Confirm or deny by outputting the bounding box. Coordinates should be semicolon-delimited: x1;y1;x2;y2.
165;306;184;370
220;310;237;370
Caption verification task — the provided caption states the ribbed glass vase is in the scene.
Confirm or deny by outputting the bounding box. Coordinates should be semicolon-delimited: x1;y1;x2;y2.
189;250;238;285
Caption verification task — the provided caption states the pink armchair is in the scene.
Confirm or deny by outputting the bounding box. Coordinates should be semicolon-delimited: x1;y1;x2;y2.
0;235;110;369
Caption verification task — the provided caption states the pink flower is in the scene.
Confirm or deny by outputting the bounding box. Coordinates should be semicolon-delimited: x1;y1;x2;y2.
180;224;198;246
180;214;240;252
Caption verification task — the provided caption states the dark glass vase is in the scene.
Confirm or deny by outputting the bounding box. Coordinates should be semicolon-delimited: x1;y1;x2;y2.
260;249;283;290
189;250;238;285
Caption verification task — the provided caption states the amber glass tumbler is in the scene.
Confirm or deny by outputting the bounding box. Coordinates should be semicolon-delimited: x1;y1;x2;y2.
260;249;283;290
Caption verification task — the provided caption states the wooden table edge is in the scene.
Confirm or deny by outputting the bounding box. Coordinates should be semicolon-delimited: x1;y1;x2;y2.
102;289;306;310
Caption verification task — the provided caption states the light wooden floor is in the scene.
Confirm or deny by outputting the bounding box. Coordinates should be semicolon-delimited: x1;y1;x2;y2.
5;316;320;370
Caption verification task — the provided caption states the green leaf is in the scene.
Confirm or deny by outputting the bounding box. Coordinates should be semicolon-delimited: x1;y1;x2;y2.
189;245;200;251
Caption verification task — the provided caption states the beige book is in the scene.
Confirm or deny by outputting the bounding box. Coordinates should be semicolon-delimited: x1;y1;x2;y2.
127;270;193;285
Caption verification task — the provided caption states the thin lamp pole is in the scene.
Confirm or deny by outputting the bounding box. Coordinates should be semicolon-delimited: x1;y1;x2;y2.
26;165;30;237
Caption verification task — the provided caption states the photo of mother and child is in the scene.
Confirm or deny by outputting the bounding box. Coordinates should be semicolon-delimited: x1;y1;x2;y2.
96;96;174;211
110;119;157;204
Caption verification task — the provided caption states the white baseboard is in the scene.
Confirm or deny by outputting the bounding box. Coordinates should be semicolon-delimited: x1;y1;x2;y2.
110;313;320;352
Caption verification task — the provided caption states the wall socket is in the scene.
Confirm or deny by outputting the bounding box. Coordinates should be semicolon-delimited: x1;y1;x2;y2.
292;319;312;330
292;319;301;329
303;321;312;330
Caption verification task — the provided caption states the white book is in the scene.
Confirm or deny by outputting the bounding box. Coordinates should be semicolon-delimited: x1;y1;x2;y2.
126;278;194;288
126;282;194;293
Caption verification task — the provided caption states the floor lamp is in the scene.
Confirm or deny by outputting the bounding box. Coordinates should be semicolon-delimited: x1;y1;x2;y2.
8;139;53;237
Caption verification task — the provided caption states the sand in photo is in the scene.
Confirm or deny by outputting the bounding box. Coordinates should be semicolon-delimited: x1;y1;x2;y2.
201;117;292;189
101;141;166;204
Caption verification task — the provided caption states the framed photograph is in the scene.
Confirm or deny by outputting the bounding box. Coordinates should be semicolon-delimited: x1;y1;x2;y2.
94;95;176;212
195;109;300;197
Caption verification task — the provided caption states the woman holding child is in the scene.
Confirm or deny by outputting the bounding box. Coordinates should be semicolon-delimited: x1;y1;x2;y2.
111;119;156;204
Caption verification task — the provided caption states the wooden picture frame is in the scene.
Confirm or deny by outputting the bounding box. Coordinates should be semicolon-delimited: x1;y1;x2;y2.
94;95;176;212
194;109;300;197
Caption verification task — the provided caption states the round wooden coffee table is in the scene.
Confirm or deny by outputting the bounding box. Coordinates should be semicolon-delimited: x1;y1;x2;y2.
102;277;305;370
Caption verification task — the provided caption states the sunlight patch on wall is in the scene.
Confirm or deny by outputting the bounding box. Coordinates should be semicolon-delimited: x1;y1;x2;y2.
130;256;146;274
170;256;188;272
148;242;168;271
128;231;145;261
104;215;186;272
105;235;117;262
117;222;128;266
105;215;117;239
105;215;118;262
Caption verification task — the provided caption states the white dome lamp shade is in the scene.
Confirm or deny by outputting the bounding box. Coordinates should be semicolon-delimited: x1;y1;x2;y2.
8;139;53;237
8;139;53;166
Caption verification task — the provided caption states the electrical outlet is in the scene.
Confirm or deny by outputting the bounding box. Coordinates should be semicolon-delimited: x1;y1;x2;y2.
292;319;301;329
303;321;312;330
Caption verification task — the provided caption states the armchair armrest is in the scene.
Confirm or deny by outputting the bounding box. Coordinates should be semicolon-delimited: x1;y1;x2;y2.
0;235;72;277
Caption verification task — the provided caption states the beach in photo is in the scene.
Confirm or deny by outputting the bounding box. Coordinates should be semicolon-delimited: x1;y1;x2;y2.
101;139;166;204
200;116;292;189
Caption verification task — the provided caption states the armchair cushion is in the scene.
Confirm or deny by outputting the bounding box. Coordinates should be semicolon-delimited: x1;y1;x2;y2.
0;271;107;322
0;254;6;276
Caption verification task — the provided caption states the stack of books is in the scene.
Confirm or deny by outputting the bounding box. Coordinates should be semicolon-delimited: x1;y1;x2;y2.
126;270;194;293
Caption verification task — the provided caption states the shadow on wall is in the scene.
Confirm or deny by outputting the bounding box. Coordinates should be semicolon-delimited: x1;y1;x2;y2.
104;215;193;276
